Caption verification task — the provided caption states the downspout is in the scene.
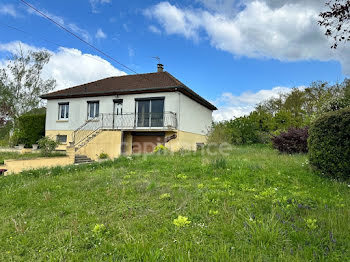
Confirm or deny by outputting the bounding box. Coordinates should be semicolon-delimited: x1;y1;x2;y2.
176;88;180;130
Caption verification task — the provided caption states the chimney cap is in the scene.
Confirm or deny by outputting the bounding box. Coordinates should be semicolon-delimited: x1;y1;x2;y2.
157;63;164;72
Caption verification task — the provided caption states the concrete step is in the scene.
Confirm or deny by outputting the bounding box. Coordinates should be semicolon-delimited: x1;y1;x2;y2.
75;154;90;158
74;154;94;164
75;157;92;161
75;160;94;164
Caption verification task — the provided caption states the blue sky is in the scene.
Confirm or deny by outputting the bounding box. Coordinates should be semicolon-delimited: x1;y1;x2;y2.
0;0;348;120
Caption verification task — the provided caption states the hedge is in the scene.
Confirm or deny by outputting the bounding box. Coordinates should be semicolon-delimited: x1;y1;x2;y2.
15;114;46;147
308;107;350;180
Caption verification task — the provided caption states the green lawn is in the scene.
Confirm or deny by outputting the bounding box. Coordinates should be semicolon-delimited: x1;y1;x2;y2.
0;145;349;261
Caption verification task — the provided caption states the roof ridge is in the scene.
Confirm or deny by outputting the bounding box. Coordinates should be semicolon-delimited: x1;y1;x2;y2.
45;76;118;96
163;71;184;86
40;71;217;110
46;72;171;96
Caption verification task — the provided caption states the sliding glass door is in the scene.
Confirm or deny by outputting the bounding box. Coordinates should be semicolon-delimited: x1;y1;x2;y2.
137;100;150;127
137;98;164;127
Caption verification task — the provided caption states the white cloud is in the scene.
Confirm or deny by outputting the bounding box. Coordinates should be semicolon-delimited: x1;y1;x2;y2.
212;86;305;121
0;41;126;91
68;23;91;42
0;41;42;54
26;7;91;42
26;7;65;25
144;2;202;40
149;25;161;34
145;1;350;76
0;4;17;17
90;0;111;13
95;28;107;39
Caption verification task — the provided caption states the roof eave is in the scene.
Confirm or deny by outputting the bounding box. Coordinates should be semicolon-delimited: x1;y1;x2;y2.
40;86;217;111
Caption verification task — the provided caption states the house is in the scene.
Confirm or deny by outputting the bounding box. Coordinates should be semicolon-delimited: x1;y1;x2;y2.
40;64;217;161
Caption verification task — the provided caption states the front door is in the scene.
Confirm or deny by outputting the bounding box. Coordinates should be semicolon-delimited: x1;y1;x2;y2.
113;100;123;129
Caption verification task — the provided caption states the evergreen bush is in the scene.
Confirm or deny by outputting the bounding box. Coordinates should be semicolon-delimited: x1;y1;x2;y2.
308;108;350;180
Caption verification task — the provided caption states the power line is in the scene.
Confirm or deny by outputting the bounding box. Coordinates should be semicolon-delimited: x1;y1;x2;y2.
19;0;144;76
0;22;115;65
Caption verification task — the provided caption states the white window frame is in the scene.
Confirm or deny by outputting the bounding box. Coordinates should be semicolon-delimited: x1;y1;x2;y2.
58;103;69;120
87;101;100;119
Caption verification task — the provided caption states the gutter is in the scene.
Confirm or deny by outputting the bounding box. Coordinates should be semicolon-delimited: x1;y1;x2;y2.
41;86;217;111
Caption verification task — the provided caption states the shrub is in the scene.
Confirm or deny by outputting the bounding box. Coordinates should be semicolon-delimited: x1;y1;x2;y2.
271;127;309;154
0;139;9;148
308;108;350;180
0;121;13;140
154;144;169;154
12;114;45;147
229;116;262;145
38;136;58;157
99;152;109;159
207;123;231;144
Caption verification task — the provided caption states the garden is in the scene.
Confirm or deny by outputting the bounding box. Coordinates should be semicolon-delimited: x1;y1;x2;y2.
0;145;350;261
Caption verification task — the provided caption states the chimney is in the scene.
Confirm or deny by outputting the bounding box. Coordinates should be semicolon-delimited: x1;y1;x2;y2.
157;63;164;72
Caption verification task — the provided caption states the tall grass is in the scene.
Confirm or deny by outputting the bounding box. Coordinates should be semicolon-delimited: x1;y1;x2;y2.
0;146;349;261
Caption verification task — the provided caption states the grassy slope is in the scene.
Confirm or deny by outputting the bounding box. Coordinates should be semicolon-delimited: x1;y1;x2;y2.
0;145;349;261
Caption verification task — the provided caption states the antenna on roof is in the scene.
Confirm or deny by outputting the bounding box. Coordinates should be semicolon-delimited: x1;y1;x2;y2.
152;56;164;72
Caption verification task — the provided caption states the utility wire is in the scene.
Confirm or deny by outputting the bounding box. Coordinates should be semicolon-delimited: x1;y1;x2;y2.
0;22;115;65
19;0;146;77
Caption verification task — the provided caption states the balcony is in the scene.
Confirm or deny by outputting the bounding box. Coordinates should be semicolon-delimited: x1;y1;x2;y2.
73;112;177;148
102;112;177;130
93;112;177;130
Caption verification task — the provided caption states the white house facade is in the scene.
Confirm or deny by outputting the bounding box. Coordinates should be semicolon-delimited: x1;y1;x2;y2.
41;65;217;162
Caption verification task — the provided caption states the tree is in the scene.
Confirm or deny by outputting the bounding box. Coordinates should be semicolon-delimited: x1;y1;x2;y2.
319;0;350;49
321;78;350;112
0;48;56;121
0;101;11;128
283;88;306;118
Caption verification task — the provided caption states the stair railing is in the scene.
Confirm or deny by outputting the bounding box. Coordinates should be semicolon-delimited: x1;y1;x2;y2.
72;112;178;149
73;115;102;149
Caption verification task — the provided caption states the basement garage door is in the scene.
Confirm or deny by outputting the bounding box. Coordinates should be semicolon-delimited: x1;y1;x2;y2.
132;132;165;154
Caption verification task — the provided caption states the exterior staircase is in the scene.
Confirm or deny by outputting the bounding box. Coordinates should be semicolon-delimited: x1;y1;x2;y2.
72;113;177;152
74;129;102;151
74;154;94;164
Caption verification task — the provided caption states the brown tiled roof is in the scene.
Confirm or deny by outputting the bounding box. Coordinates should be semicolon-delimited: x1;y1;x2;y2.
41;71;217;110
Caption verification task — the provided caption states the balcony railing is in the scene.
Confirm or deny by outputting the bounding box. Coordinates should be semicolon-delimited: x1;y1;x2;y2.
100;112;177;130
73;112;177;148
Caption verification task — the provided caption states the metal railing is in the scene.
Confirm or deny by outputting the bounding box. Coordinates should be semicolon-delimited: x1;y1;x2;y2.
101;112;177;130
73;115;102;148
73;112;177;147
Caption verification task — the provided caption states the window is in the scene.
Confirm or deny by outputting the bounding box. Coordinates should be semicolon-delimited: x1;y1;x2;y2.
57;135;67;144
87;101;99;119
136;98;164;127
58;103;69;120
